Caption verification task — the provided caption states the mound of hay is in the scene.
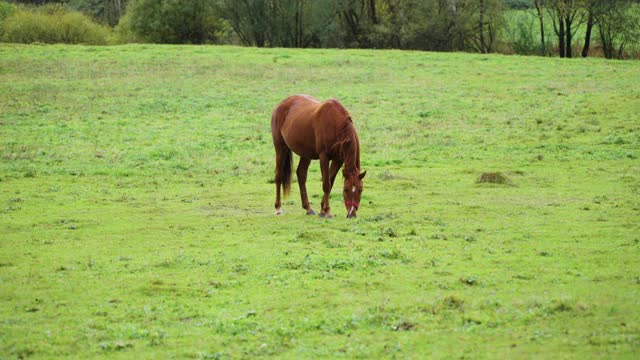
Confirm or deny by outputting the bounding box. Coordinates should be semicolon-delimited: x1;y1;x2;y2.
477;172;513;185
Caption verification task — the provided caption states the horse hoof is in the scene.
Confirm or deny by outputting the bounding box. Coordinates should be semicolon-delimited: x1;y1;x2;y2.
275;208;283;216
319;212;334;219
306;209;317;216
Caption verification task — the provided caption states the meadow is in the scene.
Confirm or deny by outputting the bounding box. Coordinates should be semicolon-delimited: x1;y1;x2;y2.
0;44;639;358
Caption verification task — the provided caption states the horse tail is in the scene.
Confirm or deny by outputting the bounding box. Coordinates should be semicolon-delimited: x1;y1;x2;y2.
272;102;293;198
281;148;293;196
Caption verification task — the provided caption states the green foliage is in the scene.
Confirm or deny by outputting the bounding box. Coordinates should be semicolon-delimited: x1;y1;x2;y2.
4;0;638;59
116;0;222;44
1;4;111;44
215;0;637;58
219;0;336;47
67;0;128;26
594;1;640;59
0;0;17;36
409;0;505;52
505;10;542;55
218;0;508;52
1;44;639;358
504;0;533;9
0;1;16;22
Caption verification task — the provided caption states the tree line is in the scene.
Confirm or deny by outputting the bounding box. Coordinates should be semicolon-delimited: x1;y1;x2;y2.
531;0;640;59
4;0;640;59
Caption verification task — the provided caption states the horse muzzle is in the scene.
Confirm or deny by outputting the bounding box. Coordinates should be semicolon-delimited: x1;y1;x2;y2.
345;201;359;218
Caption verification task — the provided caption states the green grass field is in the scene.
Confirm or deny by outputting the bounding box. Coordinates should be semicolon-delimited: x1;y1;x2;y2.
1;44;639;358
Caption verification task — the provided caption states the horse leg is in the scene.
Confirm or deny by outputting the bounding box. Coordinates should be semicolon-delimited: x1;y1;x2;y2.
319;154;333;218
329;159;343;189
297;157;316;215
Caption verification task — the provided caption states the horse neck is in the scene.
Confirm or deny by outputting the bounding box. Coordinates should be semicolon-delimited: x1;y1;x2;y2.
341;124;360;175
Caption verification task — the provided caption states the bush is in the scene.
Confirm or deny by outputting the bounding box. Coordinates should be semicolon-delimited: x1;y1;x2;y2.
116;0;222;44
0;1;16;22
1;5;111;44
502;10;550;56
504;0;533;9
0;1;17;36
510;14;538;55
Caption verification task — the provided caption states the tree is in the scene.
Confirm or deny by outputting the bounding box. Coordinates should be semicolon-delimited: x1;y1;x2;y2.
269;0;334;48
392;0;504;53
68;0;127;26
336;0;379;47
118;0;222;44
479;0;487;52
219;0;335;48
374;0;424;49
547;0;584;58
9;0;66;4
219;0;269;47
473;0;503;53
392;0;455;51
581;0;596;57
539;0;639;59
593;0;640;59
533;0;547;55
435;0;503;53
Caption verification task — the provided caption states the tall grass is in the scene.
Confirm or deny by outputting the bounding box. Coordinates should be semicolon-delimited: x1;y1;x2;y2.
0;3;111;45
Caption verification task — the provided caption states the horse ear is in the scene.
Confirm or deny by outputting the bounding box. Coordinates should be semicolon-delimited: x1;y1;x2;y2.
359;171;367;180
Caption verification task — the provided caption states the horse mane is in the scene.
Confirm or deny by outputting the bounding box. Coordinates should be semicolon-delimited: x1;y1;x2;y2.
333;117;360;176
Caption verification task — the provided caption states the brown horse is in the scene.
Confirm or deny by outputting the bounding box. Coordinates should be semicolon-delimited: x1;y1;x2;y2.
271;95;366;218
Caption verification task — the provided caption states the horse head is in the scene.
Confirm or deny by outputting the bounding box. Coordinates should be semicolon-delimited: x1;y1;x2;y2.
343;170;366;218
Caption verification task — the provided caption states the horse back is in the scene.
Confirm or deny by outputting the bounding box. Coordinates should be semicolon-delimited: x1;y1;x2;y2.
273;95;348;159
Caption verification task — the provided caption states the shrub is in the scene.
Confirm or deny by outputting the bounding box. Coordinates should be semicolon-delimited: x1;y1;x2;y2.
116;0;222;44
0;1;17;36
511;14;538;55
1;5;111;45
477;172;514;185
0;1;16;22
504;0;533;10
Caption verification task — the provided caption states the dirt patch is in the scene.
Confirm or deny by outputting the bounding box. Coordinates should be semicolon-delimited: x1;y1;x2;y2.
477;172;514;185
392;321;417;331
442;295;465;310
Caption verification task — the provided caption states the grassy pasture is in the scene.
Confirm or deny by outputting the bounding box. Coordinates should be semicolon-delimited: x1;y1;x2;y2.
1;44;639;358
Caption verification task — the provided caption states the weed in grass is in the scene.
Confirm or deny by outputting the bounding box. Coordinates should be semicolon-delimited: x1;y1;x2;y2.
477;172;514;185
